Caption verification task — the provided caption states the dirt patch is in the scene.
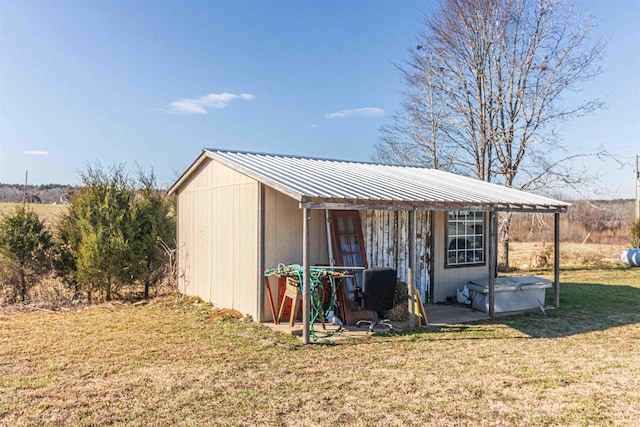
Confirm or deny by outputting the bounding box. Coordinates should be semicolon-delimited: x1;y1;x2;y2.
207;308;243;321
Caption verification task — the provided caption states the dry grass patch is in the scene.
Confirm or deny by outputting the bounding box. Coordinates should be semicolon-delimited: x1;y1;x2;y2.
0;203;67;230
509;241;628;268
2;268;639;426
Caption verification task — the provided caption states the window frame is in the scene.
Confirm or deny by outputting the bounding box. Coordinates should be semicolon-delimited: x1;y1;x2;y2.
445;210;487;268
328;209;367;292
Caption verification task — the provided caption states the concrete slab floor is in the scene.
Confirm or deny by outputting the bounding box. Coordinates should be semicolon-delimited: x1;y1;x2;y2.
263;303;494;341
425;303;490;326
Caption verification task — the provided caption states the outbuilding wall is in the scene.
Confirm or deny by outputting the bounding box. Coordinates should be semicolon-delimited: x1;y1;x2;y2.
431;211;489;303
262;187;328;321
176;158;260;318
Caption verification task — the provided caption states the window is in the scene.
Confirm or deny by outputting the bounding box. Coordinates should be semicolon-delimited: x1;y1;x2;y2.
446;211;485;267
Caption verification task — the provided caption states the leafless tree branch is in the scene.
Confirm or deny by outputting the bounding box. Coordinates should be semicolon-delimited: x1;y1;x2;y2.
375;0;607;269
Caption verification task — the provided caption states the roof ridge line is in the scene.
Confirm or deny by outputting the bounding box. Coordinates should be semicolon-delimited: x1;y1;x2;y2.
203;147;427;169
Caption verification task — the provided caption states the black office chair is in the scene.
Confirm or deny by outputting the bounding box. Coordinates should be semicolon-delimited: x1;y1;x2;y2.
356;268;397;332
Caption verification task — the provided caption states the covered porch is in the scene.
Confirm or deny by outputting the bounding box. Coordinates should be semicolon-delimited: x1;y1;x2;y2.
293;207;564;344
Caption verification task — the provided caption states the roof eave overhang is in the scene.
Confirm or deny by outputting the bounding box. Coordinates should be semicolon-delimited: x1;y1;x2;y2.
169;149;569;213
167;149;210;195
168;149;306;202
300;197;568;213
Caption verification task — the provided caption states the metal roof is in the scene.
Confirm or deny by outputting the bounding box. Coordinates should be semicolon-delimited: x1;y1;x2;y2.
169;149;569;212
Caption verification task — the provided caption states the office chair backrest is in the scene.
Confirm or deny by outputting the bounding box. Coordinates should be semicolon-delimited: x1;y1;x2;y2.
361;268;397;312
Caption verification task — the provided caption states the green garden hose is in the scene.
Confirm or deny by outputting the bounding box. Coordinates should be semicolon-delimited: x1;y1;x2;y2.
265;264;346;343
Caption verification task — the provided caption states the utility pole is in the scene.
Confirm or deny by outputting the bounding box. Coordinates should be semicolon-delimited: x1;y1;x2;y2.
636;154;639;220
23;170;28;208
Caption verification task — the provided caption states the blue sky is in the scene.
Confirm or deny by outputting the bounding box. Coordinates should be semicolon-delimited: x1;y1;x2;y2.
0;0;638;199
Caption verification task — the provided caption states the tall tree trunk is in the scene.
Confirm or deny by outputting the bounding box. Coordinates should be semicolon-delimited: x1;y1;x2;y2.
144;259;151;299
498;212;512;271
106;278;111;301
19;263;26;302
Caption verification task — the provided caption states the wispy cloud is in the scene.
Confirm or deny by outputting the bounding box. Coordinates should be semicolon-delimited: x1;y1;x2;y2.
325;107;384;119
165;92;255;115
24;150;49;156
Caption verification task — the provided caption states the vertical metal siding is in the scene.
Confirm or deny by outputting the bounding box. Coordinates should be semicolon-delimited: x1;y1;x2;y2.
215;161;259;316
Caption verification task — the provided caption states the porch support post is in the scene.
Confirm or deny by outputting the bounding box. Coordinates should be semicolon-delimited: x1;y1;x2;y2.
408;210;416;329
554;212;561;308
302;208;311;344
488;211;498;317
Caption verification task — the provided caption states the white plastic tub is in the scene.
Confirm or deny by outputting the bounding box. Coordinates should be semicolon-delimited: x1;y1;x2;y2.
467;276;552;313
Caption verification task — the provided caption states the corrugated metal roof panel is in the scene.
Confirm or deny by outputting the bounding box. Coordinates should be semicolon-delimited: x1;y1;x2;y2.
176;149;569;211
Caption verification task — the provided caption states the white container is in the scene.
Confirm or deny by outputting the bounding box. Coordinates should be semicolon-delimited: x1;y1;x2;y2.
467;276;552;313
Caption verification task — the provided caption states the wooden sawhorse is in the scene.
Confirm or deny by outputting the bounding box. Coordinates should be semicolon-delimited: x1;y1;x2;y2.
276;278;301;327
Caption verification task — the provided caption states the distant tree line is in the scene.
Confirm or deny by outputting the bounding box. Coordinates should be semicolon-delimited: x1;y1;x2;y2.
0;183;70;190
0;184;78;204
0;165;175;304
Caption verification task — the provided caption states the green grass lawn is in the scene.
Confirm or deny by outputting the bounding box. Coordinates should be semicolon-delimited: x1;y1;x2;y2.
1;266;639;426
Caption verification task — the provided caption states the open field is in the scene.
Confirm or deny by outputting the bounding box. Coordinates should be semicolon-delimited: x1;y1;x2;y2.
0;203;68;230
1;266;639;426
509;241;629;268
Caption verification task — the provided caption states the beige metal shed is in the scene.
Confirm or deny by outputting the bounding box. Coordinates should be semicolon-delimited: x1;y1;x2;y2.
169;149;569;343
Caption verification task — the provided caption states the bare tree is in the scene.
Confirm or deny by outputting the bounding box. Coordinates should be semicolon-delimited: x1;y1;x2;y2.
376;0;606;269
374;54;461;172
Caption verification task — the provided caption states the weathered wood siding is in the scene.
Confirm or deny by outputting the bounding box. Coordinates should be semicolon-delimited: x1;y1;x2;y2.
431;211;489;303
176;158;260;318
360;210;432;302
262;188;328;321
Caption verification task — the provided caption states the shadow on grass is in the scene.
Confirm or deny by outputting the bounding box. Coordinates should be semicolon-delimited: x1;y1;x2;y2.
499;281;640;338
389;282;640;342
382;324;536;342
359;267;640;342
290;266;640;345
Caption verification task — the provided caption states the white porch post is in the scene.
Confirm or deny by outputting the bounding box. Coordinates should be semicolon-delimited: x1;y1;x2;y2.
488;211;498;317
408;210;416;329
302;208;311;344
